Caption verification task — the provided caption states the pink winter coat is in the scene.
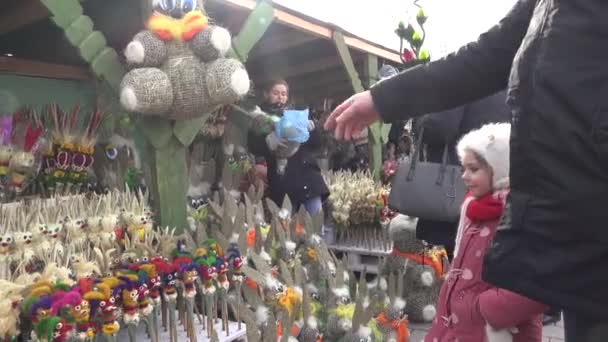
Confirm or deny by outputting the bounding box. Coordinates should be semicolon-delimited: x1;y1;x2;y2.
424;191;547;342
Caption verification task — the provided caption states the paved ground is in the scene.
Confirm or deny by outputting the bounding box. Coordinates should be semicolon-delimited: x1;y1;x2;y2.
409;317;565;341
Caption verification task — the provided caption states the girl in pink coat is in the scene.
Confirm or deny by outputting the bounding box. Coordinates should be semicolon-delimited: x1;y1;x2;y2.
424;123;547;342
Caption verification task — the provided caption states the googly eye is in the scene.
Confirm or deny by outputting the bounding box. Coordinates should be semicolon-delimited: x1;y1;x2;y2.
181;0;195;12
168;275;173;280
104;146;118;160
142;257;149;262
131;291;138;298
109;297;116;304
75;305;81;311
160;0;175;11
100;301;106;307
56;322;63;330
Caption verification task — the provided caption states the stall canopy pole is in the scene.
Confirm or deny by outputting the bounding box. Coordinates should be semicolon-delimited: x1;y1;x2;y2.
333;31;390;180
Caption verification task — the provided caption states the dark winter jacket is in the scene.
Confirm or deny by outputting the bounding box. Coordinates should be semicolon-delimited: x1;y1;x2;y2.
370;0;608;318
414;91;510;255
248;104;329;210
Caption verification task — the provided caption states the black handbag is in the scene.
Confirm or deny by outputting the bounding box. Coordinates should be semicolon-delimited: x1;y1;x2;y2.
388;126;466;222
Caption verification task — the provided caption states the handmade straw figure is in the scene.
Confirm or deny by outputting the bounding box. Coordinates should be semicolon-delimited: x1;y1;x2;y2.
69;297;96;341
9;108;43;195
83;280;120;338
113;276;140;342
69;250;102;280
99;192;121;249
0;115;14;182
14;207;35;265
298;285;323;342
154;259;179;342
173;256;198;341
139;264;162;306
0;281;25;341
48;104;79;194
340;290;376;342
114;277;140;325
28;295;54;335
70;108;104;188
134;266;159;342
376;271;410;342
0;213;16;266
41;202;66;257
35;316;72;342
125;190;153;243
63;197;89;249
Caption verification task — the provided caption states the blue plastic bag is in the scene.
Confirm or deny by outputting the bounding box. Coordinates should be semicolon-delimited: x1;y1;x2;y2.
275;109;310;144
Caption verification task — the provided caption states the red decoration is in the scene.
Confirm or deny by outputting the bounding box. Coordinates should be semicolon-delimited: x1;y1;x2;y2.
402;49;416;63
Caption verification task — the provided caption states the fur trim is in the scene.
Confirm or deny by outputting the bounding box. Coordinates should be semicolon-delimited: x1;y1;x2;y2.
306;316;318;330
457;123;511;189
362;296;370;309
420;271;434;287
284;241;296;251
260;249;272;263
393;297;406;310
255;306;269;326
332;286;350;298
422;305;437;322
265;274;280;290
358;325;372;337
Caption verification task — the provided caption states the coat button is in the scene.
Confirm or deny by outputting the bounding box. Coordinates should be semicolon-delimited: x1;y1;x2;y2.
304;185;308;190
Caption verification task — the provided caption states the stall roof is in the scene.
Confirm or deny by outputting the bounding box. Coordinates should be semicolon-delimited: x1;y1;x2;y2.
0;0;401;104
213;0;401;63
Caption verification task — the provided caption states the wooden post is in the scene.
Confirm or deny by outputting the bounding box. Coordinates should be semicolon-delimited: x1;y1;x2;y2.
333;32;390;180
227;0;275;62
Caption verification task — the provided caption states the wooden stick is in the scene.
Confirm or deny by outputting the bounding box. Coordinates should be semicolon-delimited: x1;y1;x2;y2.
127;323;137;342
186;299;197;342
236;282;242;330
222;296;229;335
205;295;214;338
169;301;178;342
161;297;168;331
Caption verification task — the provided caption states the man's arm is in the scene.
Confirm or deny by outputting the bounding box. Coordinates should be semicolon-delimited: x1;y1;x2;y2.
371;0;536;122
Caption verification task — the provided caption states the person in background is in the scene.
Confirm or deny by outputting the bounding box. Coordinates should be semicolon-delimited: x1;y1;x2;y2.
248;80;329;214
424;123;546;342
413;90;510;260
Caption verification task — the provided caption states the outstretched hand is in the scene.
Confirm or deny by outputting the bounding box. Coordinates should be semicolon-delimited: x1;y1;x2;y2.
323;90;381;140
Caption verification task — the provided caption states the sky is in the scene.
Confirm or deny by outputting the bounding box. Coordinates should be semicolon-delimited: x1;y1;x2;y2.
273;0;517;60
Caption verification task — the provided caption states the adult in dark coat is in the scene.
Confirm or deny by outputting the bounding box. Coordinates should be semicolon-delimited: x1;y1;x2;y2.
325;1;608;339
414;90;510;259
248;80;329;213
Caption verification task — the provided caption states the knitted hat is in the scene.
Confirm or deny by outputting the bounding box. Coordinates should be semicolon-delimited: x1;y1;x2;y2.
457;123;511;189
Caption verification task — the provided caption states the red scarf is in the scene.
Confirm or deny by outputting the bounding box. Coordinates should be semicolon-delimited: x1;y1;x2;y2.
465;192;504;222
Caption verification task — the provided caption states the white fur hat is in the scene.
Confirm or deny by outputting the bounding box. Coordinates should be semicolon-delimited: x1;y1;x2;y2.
457;123;511;189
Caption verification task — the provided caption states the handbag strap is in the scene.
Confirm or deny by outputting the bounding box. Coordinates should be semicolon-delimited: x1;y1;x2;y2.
406;126;425;181
436;145;449;185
